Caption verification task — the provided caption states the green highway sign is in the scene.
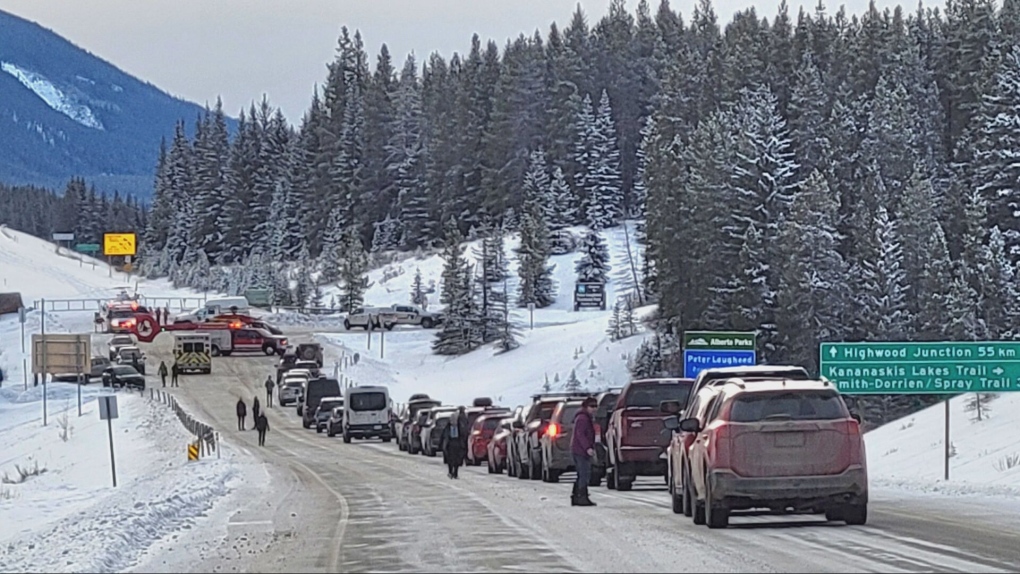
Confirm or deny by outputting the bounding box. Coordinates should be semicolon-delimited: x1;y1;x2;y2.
683;331;756;350
75;243;100;253
819;342;1020;394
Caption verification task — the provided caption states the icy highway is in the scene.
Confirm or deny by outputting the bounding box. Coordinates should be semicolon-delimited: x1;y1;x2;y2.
135;333;1020;573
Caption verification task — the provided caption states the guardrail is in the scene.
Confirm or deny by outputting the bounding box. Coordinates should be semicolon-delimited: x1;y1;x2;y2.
150;389;218;458
31;296;209;313
274;305;341;316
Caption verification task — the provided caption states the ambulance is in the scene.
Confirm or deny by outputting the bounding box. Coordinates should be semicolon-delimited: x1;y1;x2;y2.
173;333;212;374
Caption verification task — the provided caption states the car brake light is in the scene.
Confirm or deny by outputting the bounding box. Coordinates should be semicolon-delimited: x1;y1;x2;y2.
593;423;602;436
546;423;560;438
708;422;732;470
471;429;481;436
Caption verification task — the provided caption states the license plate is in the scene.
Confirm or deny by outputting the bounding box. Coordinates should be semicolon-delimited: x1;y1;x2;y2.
774;432;805;448
374;424;382;430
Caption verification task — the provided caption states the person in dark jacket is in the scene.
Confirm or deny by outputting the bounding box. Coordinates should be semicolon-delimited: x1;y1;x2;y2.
158;361;168;388
171;362;180;387
440;408;470;479
255;413;270;446
570;397;598;507
236;398;247;431
252;396;261;429
264;376;275;408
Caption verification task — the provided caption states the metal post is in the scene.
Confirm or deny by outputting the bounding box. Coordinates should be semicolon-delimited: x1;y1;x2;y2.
77;375;82;417
41;298;47;425
216;432;220;459
108;256;112;278
380;329;385;359
108;416;117;487
76;336;83;417
944;400;950;481
367;320;372;350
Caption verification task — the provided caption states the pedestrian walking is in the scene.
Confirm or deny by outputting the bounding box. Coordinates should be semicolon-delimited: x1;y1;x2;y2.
236;398;247;431
570;397;598;507
154;307;162;326
255;413;270;446
158;361;168;387
163;306;170;323
171;361;180;387
252;396;261;429
440;407;470;479
264;376;275;408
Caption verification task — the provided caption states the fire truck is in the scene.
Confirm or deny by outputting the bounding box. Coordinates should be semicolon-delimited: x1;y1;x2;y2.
104;301;152;334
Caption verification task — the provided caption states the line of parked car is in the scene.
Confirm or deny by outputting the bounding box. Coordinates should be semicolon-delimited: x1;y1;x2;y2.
384;365;870;529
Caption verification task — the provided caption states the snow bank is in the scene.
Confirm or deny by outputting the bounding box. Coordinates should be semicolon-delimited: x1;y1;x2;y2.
0;391;241;572
865;392;1020;497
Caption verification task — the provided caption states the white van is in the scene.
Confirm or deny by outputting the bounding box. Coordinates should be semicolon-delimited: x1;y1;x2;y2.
343;385;392;444
175;296;251;324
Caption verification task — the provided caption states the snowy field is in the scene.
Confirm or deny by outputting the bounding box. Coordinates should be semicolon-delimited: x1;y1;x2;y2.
865;392;1020;498
310;224;653;408
0;226;265;573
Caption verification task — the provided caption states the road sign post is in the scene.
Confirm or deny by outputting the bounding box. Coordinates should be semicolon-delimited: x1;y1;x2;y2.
99;395;119;487
682;331;757;379
819;340;1020;481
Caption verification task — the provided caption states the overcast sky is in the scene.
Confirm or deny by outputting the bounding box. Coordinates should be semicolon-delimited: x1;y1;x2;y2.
0;0;929;123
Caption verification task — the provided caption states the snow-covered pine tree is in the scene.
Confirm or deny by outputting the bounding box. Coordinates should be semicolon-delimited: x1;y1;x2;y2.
573;93;598;224
606;299;623;341
548;167;576;231
271;265;293;307
390;54;428;250
543;374;551;392
492;279;521;354
293;265;314;308
515;209;556;308
410;267;427;307
860;206;911;341
565;368;581;391
433;221;475;355
631;115;653;220
620;295;638;338
522;148;553;224
439;218;465;307
575;229;611;284
586;90;623;230
978;227;1020;338
337;227;369;313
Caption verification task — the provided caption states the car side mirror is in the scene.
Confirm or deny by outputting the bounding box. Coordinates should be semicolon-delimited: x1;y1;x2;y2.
663;417;680;431
850;412;862;424
660;400;681;414
678;418;701;433
512;420;524;430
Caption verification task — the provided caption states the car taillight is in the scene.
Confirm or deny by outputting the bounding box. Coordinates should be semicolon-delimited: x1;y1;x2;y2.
546;423;560;438
594;423;602;436
708;422;732;470
471;429;481;436
840;419;864;466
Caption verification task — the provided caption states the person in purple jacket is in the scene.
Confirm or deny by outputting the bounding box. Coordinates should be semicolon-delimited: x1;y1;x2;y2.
570;397;598;507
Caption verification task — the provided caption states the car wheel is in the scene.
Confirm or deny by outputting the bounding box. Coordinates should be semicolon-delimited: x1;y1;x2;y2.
692;484;706;525
421;318;433;329
841;503;867;526
588;470;602;487
614;464;633;491
682;469;694;517
606;466;617;490
343;430;352;444
316;426;323;434
705;478;729;529
518;453;530;480
529;451;541;481
263;345;275;356
382;437;392;443
302;419;311;429
548;469;560;483
344;319;351;330
671;474;684;515
328;428;336;437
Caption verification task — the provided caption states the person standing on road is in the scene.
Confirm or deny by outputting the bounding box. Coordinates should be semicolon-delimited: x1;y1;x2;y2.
236;398;247;431
255;413;270;446
171;361;180;387
252;395;261;430
264;376;275;408
440;407;470;479
570;397;598;507
158;361;168;387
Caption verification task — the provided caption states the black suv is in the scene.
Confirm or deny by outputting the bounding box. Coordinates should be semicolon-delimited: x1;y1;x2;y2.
102;365;145;390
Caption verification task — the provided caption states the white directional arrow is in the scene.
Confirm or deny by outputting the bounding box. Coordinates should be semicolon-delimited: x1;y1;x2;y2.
993;367;1004;376
830;347;837;358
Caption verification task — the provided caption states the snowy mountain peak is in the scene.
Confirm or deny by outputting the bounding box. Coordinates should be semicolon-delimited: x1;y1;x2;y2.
1;61;104;130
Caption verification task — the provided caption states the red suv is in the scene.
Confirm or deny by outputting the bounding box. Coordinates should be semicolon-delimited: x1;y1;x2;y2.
467;410;510;466
605;378;694;491
670;378;868;529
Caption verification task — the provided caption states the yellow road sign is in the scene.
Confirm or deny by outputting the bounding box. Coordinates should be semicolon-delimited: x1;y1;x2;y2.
187;442;199;461
103;233;137;256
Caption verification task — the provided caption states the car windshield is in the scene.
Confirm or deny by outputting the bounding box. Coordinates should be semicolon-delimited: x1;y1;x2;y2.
112;336;132;345
318;400;344;413
350;392;387;411
109;310;134;319
112;366;137;375
729;391;848;422
482;418;501;430
625;382;693;409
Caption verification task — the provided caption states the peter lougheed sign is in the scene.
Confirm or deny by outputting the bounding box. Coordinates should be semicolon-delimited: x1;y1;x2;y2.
819;342;1020;394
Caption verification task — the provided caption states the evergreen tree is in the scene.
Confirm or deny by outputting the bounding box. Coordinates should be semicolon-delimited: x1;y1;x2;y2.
585;90;624;230
410;267;427;307
548;166;576;231
515;209;556;308
492;279;521;353
337;227;369;313
575;229;611;283
860;206;911;341
565;368;581;391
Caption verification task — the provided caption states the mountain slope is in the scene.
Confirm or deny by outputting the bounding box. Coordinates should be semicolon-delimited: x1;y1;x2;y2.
0;9;231;198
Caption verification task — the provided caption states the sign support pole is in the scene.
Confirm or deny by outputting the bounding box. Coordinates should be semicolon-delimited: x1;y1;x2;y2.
41;298;47;426
108;416;117;487
380;328;385;359
944;400;950;481
21;309;27;390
